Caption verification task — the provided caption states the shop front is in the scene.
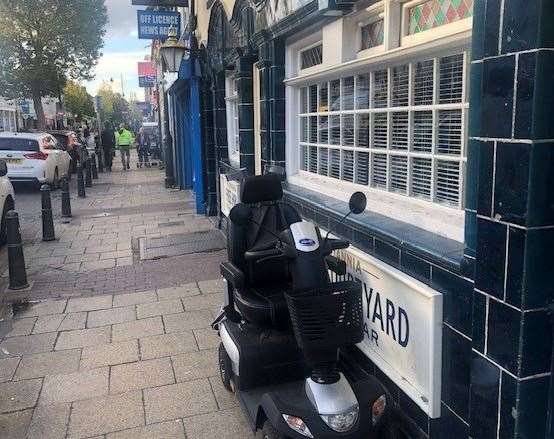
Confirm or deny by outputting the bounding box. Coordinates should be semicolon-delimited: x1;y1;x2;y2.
195;0;554;437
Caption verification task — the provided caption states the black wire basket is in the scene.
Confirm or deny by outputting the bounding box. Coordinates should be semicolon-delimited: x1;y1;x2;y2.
285;281;364;363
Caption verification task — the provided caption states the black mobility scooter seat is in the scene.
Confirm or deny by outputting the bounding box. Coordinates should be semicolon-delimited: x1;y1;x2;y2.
227;173;301;328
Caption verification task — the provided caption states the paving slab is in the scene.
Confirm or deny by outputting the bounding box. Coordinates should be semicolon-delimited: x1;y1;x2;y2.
156;283;200;301
112;316;164;342
172;349;218;382
181;293;223;312
183;406;253;439
143;379;218;424
194;327;220;350
0;317;36;337
27;403;70;439
0;357;20;382
109;357;175;394
0;378;42;413
15;300;67;317
106;420;186;439
55;326;111;350
87;306;136;328
80;340;139;370
209;376;239;411
198;279;225;295
40;367;109;404
112;290;157;307
162;310;214;333
0;332;57;357
139;331;197;360
68;391;144;439
66;295;113;313
136;298;184;319
14;349;81;380
0;410;33;438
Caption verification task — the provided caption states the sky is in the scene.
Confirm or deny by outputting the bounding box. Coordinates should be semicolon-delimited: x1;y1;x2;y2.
84;0;151;101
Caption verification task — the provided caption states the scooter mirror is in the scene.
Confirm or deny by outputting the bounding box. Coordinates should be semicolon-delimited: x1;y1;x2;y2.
349;192;367;215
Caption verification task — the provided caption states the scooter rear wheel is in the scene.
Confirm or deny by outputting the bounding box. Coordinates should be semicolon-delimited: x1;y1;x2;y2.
258;421;286;439
218;342;233;392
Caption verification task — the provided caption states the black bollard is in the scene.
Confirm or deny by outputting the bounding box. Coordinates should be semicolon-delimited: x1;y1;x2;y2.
77;163;86;198
6;211;28;290
98;151;104;173
91;154;98;180
85;159;92;187
61;177;72;218
41;184;55;242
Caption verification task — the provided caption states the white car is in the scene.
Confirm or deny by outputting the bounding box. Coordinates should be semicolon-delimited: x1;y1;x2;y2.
0;159;15;245
0;132;71;188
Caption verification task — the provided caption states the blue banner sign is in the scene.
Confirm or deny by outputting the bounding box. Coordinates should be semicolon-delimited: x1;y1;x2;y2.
137;10;180;40
139;76;156;88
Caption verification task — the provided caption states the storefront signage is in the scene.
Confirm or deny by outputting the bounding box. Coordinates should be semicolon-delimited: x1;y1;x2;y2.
132;0;188;6
333;245;443;417
219;174;241;217
138;62;157;87
137;10;181;40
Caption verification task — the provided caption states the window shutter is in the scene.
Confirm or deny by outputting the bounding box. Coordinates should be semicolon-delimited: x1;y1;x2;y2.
357;114;370;148
342;114;355;146
309;85;318;113
301;145;308;171
413;111;433;152
355;151;369;185
390;155;408;193
436;160;461;206
342;77;355;111
391;112;409;150
330;115;340;145
342;150;355;182
411;157;432;199
330;80;341;111
392;65;409;107
439;54;464;104
356;74;370;109
414;60;434;106
437;109;462;155
371;153;387;188
372;113;388;148
309;146;318;173
319;115;329;143
330;149;341;179
373;70;388;108
319;147;329;176
300;117;308;143
310;116;318;143
319;83;329;112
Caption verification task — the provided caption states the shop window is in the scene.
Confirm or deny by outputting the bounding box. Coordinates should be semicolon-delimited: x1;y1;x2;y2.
360;19;384;51
300;44;323;69
297;51;468;208
225;75;240;168
407;0;474;35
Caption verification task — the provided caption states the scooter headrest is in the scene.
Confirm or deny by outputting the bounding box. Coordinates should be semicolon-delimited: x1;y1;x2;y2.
240;174;283;204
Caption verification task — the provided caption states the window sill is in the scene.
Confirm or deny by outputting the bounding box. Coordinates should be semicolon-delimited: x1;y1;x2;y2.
284;177;466;273
289;173;464;241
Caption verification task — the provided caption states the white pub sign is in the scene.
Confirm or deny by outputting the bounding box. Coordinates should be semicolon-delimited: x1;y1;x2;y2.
334;245;443;418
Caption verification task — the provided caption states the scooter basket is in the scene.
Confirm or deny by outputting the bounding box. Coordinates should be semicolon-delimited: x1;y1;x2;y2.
285;281;363;357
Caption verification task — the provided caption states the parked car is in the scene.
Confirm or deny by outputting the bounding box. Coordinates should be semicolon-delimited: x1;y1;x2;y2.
0;132;71;188
0;159;15;245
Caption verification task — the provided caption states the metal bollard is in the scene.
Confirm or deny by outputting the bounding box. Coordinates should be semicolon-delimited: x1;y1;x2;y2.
61;177;72;218
41;184;55;242
77;163;86;198
98;151;104;173
6;211;28;290
85;159;92;187
91;153;98;179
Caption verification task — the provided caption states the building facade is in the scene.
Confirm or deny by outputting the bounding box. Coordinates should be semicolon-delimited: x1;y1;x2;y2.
180;0;554;437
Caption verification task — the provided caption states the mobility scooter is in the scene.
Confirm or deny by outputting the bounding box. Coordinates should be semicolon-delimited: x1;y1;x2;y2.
213;171;389;438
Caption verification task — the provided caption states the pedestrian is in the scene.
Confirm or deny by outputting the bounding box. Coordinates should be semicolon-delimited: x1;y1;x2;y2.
115;123;134;171
101;123;115;171
137;127;151;168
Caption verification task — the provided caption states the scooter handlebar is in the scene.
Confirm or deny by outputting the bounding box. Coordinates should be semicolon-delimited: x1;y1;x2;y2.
244;248;283;261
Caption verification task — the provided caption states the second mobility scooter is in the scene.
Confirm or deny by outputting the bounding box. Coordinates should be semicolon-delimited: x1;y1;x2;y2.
213;171;390;438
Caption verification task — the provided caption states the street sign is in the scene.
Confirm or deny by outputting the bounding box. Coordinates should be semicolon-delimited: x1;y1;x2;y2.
137;10;181;40
132;0;188;6
138;62;156;88
331;245;443;418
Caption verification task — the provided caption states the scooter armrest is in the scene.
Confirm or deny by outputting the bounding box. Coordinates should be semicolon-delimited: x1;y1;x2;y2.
220;262;245;289
325;255;347;276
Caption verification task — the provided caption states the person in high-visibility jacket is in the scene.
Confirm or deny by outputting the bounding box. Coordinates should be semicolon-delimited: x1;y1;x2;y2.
115;123;134;171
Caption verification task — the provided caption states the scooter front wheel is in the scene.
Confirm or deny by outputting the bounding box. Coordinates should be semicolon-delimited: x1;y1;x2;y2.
258;421;286;439
218;342;233;392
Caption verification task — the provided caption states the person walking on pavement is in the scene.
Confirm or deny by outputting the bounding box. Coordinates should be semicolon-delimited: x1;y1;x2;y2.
115;123;134;171
137;127;151;168
101;123;115;171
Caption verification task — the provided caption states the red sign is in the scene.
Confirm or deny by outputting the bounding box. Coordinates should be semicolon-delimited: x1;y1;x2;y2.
138;61;156;77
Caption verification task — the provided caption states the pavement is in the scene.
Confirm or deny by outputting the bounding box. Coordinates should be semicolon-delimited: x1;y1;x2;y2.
0;153;254;438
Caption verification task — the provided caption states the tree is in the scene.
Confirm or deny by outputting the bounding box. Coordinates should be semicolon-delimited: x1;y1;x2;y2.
63;81;95;120
97;82;129;128
0;0;108;128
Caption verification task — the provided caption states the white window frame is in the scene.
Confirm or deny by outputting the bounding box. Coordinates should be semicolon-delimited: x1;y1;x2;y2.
356;6;385;58
225;74;240;168
284;1;474;242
